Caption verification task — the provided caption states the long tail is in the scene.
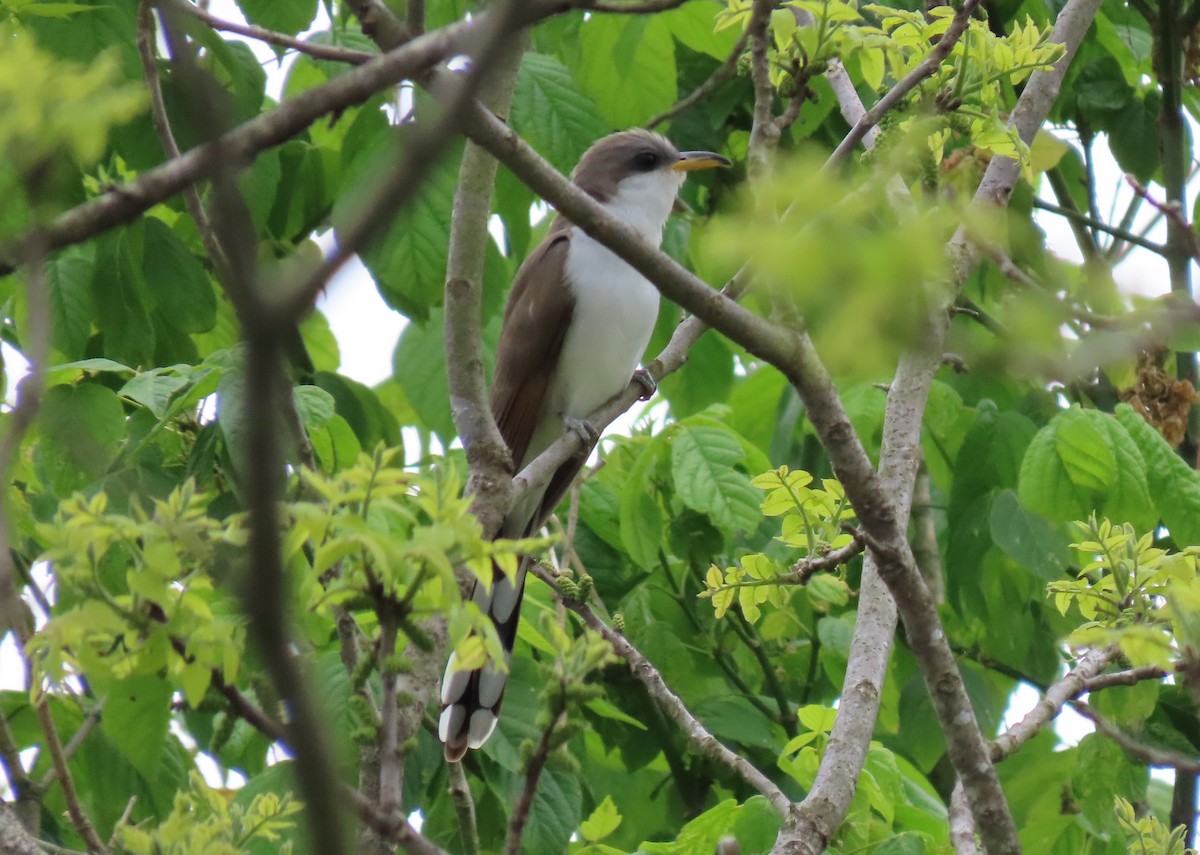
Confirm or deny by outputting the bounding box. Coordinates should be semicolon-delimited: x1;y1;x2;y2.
439;558;528;761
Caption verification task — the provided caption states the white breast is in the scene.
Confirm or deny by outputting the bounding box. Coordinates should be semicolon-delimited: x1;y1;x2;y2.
518;168;683;470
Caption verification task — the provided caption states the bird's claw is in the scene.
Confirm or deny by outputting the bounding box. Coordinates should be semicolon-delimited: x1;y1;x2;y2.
564;417;599;447
632;368;657;401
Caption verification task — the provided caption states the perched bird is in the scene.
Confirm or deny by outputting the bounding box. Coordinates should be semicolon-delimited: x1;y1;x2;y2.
439;129;731;761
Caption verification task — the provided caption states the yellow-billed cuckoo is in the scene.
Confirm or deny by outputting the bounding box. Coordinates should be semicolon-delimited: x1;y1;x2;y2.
439;129;731;761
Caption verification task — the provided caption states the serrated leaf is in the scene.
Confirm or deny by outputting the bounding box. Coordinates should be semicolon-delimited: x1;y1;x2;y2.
671;422;760;534
580;794;623;842
142;218;215;334
620;440;665;570
511;52;610;175
47;244;96;358
1115;403;1200;546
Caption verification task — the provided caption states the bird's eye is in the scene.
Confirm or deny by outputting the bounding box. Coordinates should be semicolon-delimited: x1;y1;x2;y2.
632;150;661;171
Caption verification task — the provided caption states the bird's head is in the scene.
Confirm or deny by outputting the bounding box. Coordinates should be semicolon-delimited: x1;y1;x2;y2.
571;129;731;240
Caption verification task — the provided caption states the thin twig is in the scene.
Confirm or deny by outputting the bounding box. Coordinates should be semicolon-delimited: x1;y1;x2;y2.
528;564;793;816
1073;701;1200;772
786;531;864;584
1081;665;1169;692
1126;174;1200;261
581;0;692;11
1033;197;1167;255
37;701;104;790
825;0;982;169
163;0;375;63
504;709;564;855
647;28;749;129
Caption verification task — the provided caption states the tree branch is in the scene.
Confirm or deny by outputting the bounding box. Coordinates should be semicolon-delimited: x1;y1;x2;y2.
164;0;375;63
0;15;484;273
1073;701;1200;772
444;30;529;540
529;564;793;817
1033;196;1167;255
991;648;1112;761
447;760;480;855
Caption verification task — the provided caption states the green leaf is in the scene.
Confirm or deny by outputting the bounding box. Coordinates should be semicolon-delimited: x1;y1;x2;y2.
577;15;677;128
639;799;739;853
511;52;610;175
620;439;666;570
142;218;216;335
47;244;96;358
1115;403;1200;546
309;415;362;473
1054;407;1113;492
872;832;927;855
336;130;460;322
293;384;335;431
34;383;125;495
525;764;582;855
659;332;735;419
670;422;760;534
236;0;317;37
988;489;1069;581
119;368;189;418
580;794;622;842
391;312;454;441
313;371;401;448
101;674;172;782
658;0;738;59
92;226;155;368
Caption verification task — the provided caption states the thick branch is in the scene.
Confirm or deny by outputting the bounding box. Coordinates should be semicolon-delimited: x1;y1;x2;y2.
444;32;529;540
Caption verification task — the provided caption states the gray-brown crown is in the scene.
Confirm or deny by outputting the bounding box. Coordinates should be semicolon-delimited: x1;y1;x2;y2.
570;129;682;203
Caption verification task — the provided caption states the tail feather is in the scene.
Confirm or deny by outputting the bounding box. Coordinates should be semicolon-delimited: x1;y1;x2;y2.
439;559;528;760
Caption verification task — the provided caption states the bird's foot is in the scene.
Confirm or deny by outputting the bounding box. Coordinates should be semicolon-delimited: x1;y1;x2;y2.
564;417;599;448
632;368;657;401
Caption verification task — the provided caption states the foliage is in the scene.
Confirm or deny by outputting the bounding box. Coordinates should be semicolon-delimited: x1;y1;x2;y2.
0;0;1199;853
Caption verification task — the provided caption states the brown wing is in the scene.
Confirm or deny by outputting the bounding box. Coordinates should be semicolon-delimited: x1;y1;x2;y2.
491;232;575;470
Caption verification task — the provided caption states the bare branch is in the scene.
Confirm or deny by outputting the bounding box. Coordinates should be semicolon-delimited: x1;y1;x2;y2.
949;782;982;855
786;531;865;584
164;0;375;64
0;804;41;855
1082;665;1169;692
1033;196;1168;255
1073;701;1200;772
991;648;1112;761
37;701;104;791
346;787;454;855
529;564;793;816
578;0;692;12
445;31;530;539
825;0;982;169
